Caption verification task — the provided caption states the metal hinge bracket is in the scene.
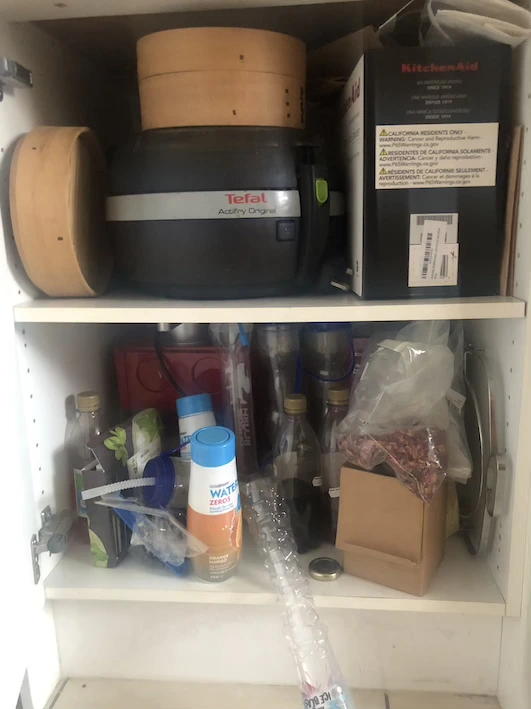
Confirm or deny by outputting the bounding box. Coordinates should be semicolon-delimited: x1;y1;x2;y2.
0;58;32;102
31;505;76;584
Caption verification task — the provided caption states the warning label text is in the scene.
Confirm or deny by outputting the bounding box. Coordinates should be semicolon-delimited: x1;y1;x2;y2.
375;122;499;190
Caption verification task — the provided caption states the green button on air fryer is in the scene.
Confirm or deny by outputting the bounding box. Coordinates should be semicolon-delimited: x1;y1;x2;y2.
315;178;329;205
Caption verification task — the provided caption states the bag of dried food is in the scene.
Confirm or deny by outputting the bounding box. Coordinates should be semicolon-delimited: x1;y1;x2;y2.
338;321;455;503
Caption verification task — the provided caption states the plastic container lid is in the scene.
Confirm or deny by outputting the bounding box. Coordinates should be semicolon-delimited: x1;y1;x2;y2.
191;426;235;468
284;393;307;414
143;455;176;507
77;391;100;413
177;393;213;419
327;386;350;406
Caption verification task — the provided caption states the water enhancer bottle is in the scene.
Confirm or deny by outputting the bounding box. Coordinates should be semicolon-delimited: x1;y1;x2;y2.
187;427;242;582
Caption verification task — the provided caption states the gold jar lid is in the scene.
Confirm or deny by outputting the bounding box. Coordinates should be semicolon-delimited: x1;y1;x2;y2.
308;557;342;581
284;393;307;414
77;391;101;413
327;386;350;406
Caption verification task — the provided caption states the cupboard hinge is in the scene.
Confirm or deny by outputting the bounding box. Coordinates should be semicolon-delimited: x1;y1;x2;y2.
0;58;32;102
31;505;76;584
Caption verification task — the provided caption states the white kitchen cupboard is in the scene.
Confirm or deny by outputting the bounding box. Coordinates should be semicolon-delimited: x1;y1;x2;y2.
0;2;530;708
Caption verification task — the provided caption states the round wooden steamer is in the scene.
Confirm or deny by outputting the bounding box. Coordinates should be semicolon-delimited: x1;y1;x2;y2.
9;126;112;297
139;71;305;130
137;27;306;82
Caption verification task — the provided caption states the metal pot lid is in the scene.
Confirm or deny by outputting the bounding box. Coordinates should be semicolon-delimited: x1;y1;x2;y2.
460;347;507;555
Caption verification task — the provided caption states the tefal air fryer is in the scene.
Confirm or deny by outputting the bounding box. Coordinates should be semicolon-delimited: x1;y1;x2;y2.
107;28;330;299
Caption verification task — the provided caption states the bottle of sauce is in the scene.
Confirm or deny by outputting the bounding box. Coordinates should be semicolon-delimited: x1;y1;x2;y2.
319;386;349;543
187;426;242;582
273;394;323;553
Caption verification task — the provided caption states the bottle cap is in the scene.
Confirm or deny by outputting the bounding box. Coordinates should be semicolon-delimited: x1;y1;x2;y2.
308;557;342;581
327;386;350;406
191;426;235;468
176;393;213;419
284;393;307;414
143;455;176;508
77;391;100;413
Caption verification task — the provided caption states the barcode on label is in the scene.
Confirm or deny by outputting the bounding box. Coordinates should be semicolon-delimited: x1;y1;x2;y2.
440;254;448;279
422;233;433;278
416;215;454;226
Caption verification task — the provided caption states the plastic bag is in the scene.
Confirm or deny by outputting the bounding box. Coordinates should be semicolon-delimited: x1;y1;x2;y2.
338;321;454;503
421;0;531;47
96;494;207;574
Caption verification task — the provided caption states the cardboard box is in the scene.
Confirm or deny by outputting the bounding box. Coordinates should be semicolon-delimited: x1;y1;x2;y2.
336;464;447;596
341;45;512;300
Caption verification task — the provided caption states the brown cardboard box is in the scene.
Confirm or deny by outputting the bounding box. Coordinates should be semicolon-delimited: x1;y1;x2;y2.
336;465;447;596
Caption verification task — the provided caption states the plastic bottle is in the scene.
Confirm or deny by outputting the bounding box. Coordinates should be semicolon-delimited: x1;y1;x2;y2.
71;391;102;519
187;426;242;582
176;393;216;460
142;454;191;513
319;386;349;544
244;477;358;709
254;323;300;464
209;323;259;481
273;394;323;554
301;323;354;433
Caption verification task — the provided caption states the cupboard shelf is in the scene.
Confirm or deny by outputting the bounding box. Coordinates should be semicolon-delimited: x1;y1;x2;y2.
45;536;505;615
13;293;526;324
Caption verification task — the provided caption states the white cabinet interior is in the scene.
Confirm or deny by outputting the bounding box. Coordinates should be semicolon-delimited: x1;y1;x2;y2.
0;4;530;709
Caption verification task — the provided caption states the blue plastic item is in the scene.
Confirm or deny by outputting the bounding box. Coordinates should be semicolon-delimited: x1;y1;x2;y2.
177;393;213;419
112;507;189;577
191;426;235;468
143;455;177;508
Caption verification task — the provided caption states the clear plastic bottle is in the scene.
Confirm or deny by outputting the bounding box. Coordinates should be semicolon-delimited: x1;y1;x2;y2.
255;323;300;465
319;386;349;544
273;394;323;554
71;391;102;519
301;323;353;434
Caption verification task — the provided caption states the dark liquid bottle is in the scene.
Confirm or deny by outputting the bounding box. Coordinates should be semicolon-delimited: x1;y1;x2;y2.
273;393;323;553
319;386;349;544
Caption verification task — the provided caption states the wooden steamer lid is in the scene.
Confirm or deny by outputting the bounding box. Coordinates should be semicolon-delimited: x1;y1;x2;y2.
137;27;306;81
10;126;111;297
137;27;306;130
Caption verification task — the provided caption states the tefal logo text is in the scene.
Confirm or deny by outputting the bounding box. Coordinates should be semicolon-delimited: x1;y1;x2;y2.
225;193;268;204
401;62;479;73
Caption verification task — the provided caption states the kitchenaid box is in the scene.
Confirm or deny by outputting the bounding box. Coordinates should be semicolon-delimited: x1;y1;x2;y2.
342;46;511;299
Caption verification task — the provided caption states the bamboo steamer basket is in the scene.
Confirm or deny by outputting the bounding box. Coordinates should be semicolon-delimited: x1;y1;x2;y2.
10;126;111;297
137;27;306;130
140;71;305;130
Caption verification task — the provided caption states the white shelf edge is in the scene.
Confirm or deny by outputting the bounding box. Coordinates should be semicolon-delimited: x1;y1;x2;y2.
44;537;507;616
13;294;526;324
45;586;505;616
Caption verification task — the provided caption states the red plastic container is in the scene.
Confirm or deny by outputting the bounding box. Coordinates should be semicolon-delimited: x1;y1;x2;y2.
114;343;224;416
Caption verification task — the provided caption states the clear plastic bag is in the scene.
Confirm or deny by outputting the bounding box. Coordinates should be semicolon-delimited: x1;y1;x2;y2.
338;321;455;503
96;494;207;574
421;0;531;47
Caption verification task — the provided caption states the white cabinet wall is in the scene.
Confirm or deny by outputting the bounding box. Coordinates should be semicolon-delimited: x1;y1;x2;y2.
0;4;530;709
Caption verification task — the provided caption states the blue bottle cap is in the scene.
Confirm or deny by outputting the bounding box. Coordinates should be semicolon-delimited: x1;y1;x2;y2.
191;426;235;468
176;393;213;419
143;455;176;507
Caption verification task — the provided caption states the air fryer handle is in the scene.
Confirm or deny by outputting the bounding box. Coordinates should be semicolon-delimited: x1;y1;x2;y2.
297;163;329;285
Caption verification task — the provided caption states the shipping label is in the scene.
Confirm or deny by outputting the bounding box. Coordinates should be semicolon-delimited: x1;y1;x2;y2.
376;122;499;189
409;214;459;288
